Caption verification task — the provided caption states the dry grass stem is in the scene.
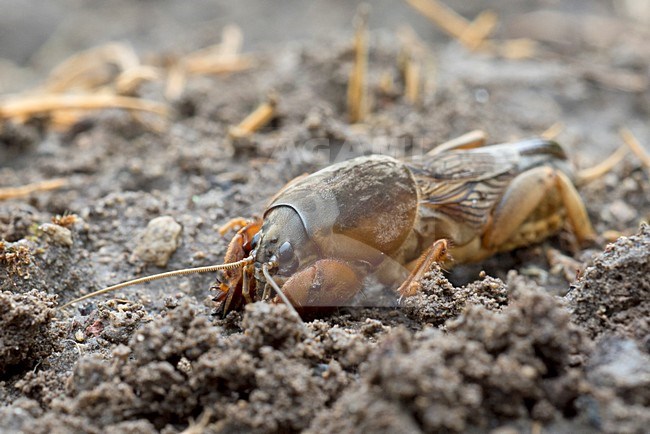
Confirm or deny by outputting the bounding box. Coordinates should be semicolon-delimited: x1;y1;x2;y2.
577;145;629;184
185;56;255;75
405;0;539;59
229;96;277;138
427;130;487;156
49;111;87;130
184;25;243;64
216;24;244;59
164;64;188;101
0;178;68;200
347;5;370;123
546;247;584;281
0;94;169;121
405;0;471;42
620;127;650;170
115;66;161;95
541;122;564;140
405;0;496;50
183;25;253;75
404;60;421;104
459;10;498;50
398;26;432;105
165;25;253;99
43;43;139;93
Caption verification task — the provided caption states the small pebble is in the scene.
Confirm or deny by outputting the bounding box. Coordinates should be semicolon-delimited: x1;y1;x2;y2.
132;216;182;267
607;199;637;224
74;330;85;342
39;223;73;247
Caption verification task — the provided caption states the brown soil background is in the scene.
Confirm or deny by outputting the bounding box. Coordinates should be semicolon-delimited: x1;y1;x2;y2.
1;1;649;433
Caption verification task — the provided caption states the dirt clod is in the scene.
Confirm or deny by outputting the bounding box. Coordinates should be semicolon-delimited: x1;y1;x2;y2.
587;336;650;407
0;290;58;377
402;267;508;325
0;240;34;279
311;286;589;433
11;302;353;432
568;223;650;342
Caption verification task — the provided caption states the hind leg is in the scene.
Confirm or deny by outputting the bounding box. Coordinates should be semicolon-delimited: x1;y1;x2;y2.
482;166;594;252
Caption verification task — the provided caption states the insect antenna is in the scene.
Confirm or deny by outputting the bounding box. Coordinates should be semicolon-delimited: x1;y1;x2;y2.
262;263;303;323
59;256;254;309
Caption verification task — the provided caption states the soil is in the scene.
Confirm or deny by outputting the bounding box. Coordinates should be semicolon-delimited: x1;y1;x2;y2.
1;1;649;433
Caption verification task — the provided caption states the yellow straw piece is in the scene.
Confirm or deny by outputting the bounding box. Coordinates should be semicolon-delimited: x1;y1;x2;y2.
0;178;68;201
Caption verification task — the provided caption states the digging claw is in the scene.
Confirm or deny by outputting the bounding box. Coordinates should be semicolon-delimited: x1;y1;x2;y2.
273;259;362;311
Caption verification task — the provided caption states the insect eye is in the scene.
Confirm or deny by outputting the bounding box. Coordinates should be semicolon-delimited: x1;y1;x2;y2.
277;241;294;263
250;233;261;249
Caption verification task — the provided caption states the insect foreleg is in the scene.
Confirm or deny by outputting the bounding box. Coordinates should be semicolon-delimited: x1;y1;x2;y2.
276;259;363;309
396;239;450;298
242;264;254;304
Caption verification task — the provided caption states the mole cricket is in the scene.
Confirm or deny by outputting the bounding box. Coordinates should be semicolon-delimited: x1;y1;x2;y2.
61;131;594;318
